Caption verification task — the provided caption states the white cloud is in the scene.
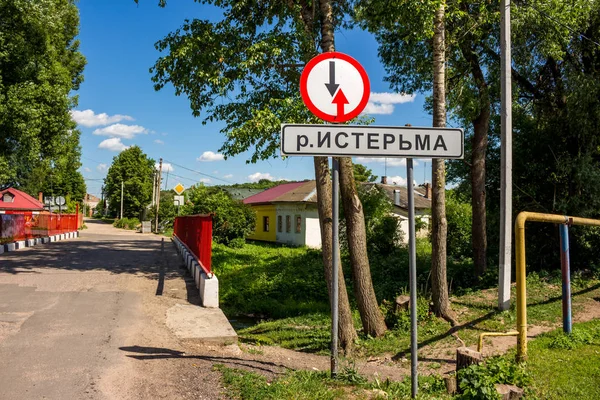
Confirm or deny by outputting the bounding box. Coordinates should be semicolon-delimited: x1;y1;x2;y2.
199;178;211;183
156;163;174;172
223;174;233;179
362;103;394;115
93;124;148;139
387;176;407;186
84;167;91;173
361;92;416;115
154;139;164;145
248;172;274;182
97;163;107;172
98;138;129;152
71;109;134;127
197;151;225;162
356;157;418;167
370;92;416;104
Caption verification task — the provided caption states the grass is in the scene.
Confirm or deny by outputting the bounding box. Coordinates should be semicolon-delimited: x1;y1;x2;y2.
214;241;600;358
526;319;600;399
215;364;451;400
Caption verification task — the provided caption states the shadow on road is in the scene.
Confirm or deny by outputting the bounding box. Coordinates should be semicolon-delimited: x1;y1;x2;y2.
119;345;289;375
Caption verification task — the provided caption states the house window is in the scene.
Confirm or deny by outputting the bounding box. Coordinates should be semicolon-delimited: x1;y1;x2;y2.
263;216;270;232
277;216;282;232
2;193;14;203
295;215;302;233
285;215;291;233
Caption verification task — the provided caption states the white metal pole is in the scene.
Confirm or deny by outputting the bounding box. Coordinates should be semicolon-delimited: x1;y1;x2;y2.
499;0;513;310
120;180;124;219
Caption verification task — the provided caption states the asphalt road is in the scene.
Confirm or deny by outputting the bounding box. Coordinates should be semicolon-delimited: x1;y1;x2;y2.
0;219;223;400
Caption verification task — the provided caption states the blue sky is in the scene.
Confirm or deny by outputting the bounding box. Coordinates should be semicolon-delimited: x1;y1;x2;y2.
75;1;435;197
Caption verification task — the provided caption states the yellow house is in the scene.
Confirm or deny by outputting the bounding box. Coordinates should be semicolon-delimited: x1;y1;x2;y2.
243;181;318;246
246;204;276;242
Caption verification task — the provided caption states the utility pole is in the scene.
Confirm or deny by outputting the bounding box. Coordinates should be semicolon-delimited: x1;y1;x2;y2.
155;158;162;233
499;0;513;310
120;180;124;219
151;172;156;207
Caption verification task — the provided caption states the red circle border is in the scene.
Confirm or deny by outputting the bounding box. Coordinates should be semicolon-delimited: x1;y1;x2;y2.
300;52;370;123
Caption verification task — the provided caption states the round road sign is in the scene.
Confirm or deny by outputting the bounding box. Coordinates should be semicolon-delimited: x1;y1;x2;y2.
300;52;370;123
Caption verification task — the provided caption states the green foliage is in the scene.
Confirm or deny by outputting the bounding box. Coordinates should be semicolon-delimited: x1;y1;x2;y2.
113;217;140;230
215;365;346;400
148;190;176;228
353;163;377;183
228;237;246;248
527;319;600;399
341;184;401;255
445;190;472;260
457;357;530;400
0;0;86;197
103;146;155;219
225;179;290;190
214;242;328;319
381;296;433;332
181;185;255;244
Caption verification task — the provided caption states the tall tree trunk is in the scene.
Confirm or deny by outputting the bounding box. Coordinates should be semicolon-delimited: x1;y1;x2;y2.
319;0;386;338
339;157;387;337
471;115;488;277
459;28;491;279
313;0;358;351
314;157;357;351
431;0;455;324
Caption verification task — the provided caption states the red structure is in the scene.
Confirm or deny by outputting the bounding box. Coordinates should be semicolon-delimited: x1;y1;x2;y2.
0;213;80;243
0;188;45;213
173;214;213;274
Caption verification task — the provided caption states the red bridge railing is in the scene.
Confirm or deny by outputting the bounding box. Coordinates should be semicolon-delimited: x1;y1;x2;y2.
0;213;81;244
173;214;213;274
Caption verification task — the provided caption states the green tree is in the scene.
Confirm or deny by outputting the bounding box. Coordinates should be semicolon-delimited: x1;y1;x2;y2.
104;146;154;218
352;163;377;183
142;0;393;346
181;186;255;245
0;0;87;200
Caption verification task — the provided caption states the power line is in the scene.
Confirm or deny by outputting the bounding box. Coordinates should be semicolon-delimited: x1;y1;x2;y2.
163;159;233;184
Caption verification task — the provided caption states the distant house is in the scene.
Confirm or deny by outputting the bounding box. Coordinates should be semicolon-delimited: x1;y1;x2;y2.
243;179;432;248
362;179;432;243
243;181;321;248
0;188;45;214
84;194;101;216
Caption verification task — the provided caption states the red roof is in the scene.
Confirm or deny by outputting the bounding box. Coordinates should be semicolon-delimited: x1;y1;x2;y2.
243;181;316;205
0;188;45;211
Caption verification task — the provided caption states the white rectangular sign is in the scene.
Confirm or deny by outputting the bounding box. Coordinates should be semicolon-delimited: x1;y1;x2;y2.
281;124;463;159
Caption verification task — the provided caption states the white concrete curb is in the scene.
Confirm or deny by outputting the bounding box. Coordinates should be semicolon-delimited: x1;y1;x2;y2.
172;236;219;308
0;231;79;255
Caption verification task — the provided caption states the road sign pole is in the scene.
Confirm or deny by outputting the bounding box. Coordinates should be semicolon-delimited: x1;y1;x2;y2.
406;158;418;397
331;157;340;377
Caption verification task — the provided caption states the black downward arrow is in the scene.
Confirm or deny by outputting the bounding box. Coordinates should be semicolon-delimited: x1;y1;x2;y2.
325;61;339;96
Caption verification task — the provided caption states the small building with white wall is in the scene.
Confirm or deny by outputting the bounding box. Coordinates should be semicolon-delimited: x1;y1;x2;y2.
243;179;432;248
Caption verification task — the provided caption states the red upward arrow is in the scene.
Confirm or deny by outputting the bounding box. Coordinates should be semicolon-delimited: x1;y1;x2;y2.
332;89;349;120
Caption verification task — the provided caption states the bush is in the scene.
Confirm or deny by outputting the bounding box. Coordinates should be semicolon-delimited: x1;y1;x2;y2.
228;237;246;248
457;356;531;400
113;217;140;230
180;185;255;245
446;190;472;260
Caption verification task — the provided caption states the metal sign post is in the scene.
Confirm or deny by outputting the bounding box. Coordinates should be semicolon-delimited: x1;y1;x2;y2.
331;157;340;376
406;158;418;397
289;51;464;388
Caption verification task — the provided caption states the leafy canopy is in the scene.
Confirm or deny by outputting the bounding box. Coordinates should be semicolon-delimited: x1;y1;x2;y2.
104;146;155;218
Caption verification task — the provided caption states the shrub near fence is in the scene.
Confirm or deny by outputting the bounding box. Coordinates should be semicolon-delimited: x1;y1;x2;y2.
173;214;213;274
0;213;81;244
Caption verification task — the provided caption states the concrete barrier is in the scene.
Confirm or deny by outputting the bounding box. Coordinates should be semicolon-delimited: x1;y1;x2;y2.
26;239;35;247
200;273;219;308
5;243;15;252
15;241;25;249
0;245;4;254
42;237;50;244
172;237;219;309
